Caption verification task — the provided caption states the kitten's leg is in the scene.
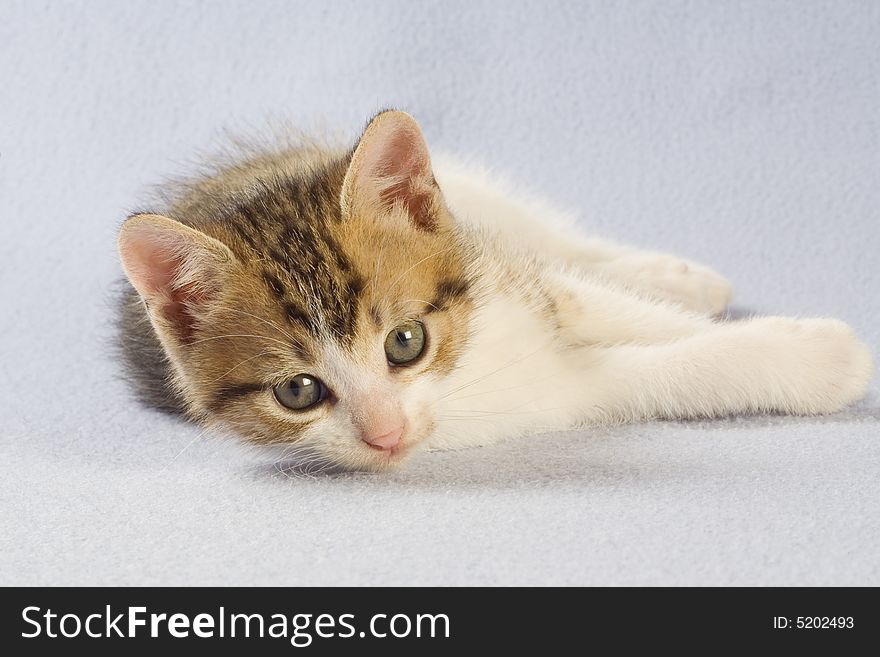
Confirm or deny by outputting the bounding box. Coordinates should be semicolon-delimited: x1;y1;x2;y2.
503;217;734;315
544;269;717;345
435;158;733;314
541;271;872;418
575;317;873;423
541;234;734;316
588;246;734;317
434;294;870;450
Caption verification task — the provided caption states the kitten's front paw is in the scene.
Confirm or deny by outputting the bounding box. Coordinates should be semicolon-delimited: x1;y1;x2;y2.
764;318;874;414
603;254;734;315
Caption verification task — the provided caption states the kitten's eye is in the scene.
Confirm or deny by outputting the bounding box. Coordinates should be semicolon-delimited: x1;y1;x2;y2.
384;320;426;365
273;374;327;411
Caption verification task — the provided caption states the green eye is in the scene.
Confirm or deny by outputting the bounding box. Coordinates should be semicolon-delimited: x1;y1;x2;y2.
273;374;327;411
384;320;426;365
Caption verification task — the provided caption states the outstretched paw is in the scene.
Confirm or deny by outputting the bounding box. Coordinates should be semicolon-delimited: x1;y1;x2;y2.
602;254;734;315
759;317;874;414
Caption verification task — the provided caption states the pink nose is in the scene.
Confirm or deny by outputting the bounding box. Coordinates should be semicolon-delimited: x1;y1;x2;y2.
362;425;404;451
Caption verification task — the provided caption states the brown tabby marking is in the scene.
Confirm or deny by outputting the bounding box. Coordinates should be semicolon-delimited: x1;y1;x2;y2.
119;114;476;457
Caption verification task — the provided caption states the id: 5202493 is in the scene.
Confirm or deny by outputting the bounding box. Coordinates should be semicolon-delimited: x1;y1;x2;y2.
773;617;854;629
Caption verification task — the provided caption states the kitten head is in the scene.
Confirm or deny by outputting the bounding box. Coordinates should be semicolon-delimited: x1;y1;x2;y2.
118;111;475;471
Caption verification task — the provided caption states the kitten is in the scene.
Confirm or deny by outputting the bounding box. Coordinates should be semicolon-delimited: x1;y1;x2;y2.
118;110;874;471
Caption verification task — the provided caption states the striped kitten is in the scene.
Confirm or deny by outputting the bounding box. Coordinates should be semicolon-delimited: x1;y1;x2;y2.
118;110;873;471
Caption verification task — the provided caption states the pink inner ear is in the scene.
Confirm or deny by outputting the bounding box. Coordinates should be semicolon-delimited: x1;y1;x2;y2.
119;228;183;297
118;221;215;342
367;124;429;179
349;113;440;230
379;176;437;231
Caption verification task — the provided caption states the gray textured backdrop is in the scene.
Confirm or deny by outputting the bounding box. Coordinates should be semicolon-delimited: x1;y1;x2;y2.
1;0;878;585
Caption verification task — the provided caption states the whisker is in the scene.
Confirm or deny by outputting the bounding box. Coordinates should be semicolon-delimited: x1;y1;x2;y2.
218;307;305;349
210;348;274;383
364;244;386;296
439;342;551;400
378;245;456;307
399;298;441;312
441;405;569;418
436;416;563;432
186;333;292;348
157;424;213;475
444;371;562;403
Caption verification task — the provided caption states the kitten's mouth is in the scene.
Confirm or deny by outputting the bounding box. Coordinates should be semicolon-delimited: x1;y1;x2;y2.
369;442;408;457
366;442;397;453
365;438;416;462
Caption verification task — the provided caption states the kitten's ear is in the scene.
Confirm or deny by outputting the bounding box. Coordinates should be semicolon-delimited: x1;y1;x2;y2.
341;110;446;231
117;213;236;340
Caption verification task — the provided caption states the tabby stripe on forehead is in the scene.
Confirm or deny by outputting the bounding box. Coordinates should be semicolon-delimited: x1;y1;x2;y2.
268;245;293;271
209;382;265;412
300;168;339;218
229;215;260;251
263;272;286;298
308;185;324;216
279;224;298;251
240;203;263;230
286;177;305;213
329;237;354;274
284;302;319;334
347;273;365;297
430;277;471;311
222;168;366;344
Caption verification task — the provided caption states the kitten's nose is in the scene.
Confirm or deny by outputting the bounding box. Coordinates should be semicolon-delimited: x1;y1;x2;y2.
362;425;404;451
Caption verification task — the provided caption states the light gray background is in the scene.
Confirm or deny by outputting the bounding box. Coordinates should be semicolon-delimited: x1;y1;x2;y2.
1;0;878;585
